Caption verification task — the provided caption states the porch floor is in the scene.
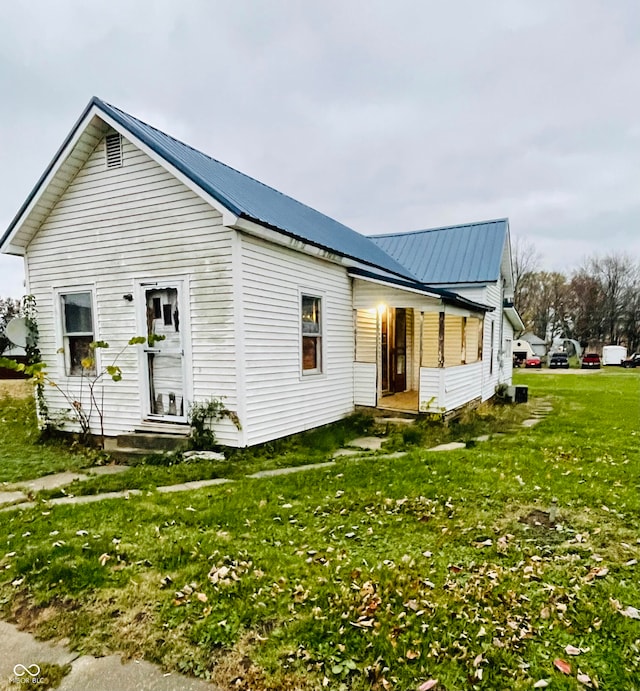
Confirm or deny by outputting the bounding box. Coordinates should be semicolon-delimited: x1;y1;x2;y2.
378;390;419;413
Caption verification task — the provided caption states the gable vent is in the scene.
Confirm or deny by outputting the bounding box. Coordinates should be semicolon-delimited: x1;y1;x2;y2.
105;133;123;169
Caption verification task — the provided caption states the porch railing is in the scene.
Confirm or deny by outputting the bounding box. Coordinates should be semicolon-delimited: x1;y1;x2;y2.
419;362;483;413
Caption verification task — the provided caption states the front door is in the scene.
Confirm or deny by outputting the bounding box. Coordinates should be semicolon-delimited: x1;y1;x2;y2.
142;283;186;421
394;308;407;392
381;308;407;394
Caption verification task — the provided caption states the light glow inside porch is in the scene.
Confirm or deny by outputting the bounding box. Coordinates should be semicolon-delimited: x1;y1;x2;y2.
352;278;487;415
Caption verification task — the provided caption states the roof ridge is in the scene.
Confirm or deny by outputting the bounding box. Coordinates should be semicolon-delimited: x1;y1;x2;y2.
370;217;508;239
97;98;354;232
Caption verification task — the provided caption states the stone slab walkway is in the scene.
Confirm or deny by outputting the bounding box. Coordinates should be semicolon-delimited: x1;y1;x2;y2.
248;461;335;479
0;620;219;691
1;398;553;513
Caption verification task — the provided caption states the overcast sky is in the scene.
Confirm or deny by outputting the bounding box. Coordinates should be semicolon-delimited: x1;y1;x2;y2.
1;0;639;297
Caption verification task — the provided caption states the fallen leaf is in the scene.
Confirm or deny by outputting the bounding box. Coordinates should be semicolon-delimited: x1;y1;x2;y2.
565;645;581;656
196;592;208;603
554;658;571;675
476;538;492;547
577;673;592;686
585;566;609;581
620;606;640;619
98;553;111;566
417;680;438;691
406;649;420;660
533;680;549;689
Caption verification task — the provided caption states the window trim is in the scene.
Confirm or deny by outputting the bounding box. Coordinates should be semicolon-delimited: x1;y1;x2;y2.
54;286;98;378
300;291;324;377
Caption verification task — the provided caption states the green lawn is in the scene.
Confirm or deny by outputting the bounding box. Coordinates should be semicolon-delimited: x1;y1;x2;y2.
0;371;639;690
0;394;89;483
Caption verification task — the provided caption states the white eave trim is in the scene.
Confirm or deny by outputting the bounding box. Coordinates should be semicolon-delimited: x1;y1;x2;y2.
504;305;525;331
230;216;347;266
1;104;240;256
350;271;443;302
1;106;104;256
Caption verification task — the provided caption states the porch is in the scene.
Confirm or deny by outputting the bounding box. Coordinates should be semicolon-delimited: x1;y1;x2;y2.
352;277;488;414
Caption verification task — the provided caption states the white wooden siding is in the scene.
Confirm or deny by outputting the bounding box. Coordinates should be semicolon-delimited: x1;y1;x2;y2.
354;362;377;406
26;137;239;444
355;309;377;363
240;234;354;445
454;281;513;399
419;362;483;413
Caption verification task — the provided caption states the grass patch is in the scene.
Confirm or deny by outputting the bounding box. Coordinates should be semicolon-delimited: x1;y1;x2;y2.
1;371;639;690
0;392;90;483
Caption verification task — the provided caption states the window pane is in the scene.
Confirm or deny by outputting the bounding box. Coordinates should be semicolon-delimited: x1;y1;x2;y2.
69;335;94;375
302;296;320;334
302;336;319;371
63;293;93;334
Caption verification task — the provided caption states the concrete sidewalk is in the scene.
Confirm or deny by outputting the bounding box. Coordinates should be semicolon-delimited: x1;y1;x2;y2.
0;621;219;690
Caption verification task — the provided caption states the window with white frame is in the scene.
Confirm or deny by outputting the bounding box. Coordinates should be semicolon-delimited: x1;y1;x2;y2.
301;295;322;374
61;292;95;375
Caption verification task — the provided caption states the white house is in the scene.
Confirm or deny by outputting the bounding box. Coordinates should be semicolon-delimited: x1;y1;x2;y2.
0;98;520;447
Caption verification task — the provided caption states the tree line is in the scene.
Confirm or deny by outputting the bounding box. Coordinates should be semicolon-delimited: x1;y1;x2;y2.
513;241;640;352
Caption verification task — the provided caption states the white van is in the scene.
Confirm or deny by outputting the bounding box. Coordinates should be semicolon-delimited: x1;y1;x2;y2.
602;345;627;366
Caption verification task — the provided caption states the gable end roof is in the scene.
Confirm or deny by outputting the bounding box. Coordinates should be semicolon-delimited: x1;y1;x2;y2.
1;97;413;281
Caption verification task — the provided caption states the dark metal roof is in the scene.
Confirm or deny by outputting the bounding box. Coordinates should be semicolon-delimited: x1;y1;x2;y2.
369;219;509;284
93;98;415;279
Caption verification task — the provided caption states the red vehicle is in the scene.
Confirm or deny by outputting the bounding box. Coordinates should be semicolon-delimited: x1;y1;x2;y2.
581;353;601;369
525;355;542;369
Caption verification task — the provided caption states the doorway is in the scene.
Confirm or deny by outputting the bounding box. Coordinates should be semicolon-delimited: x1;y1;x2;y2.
141;283;186;422
381;307;407;394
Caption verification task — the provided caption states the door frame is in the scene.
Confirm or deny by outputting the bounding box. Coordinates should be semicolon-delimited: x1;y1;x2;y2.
380;307;408;395
135;275;192;424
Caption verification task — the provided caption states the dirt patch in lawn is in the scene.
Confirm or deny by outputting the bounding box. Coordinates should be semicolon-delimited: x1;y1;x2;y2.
519;508;556;529
0;379;31;399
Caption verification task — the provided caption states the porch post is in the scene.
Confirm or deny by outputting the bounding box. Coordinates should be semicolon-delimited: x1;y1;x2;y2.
438;311;445;368
376;307;382;405
419;311;424;369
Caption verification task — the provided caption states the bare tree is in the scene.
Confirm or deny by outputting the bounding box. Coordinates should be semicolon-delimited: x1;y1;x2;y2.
512;237;540;309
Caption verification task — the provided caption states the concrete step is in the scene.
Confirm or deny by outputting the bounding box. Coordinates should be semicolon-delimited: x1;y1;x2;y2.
375;416;416;426
115;433;189;452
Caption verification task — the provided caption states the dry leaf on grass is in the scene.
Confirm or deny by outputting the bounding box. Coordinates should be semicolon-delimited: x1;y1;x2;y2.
554;658;571;674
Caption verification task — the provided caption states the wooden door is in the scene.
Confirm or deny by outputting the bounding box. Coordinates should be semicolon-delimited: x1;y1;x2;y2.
142;284;186;421
394;308;407;392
